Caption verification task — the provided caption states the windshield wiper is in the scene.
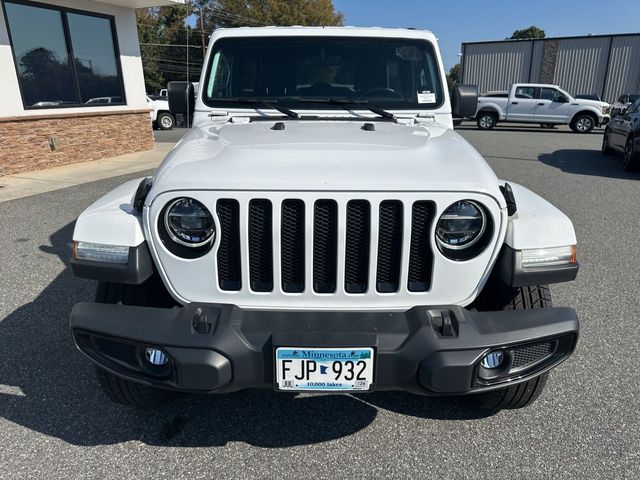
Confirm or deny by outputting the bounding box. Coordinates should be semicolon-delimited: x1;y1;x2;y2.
292;97;397;121
214;97;301;119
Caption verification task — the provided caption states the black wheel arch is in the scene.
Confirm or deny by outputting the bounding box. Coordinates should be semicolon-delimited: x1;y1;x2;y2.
571;109;599;126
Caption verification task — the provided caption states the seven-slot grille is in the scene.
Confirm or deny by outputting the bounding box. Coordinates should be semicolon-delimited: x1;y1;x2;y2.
216;198;436;295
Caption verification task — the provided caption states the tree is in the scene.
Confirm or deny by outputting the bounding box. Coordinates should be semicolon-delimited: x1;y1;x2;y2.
447;63;460;88
202;0;344;31
137;4;202;94
136;1;344;94
509;26;545;40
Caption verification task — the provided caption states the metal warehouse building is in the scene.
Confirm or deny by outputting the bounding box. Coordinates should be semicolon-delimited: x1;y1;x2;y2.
460;33;640;103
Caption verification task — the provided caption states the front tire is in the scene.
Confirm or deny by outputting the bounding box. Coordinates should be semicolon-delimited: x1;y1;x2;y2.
94;278;177;408
157;112;175;130
476;111;497;130
622;136;640;172
601;129;614;156
570;114;595;133
469;283;552;410
96;367;176;408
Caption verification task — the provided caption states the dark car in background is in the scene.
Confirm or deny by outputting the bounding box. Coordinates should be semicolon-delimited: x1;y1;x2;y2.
575;93;602;101
602;98;640;171
611;93;640;115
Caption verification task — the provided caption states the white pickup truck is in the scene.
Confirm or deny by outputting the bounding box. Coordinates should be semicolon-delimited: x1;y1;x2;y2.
146;96;175;130
474;83;610;133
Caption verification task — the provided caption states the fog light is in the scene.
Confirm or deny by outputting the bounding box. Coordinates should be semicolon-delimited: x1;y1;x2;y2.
145;347;168;366
481;350;504;369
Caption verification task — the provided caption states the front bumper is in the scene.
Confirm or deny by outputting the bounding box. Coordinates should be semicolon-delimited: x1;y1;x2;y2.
70;303;579;396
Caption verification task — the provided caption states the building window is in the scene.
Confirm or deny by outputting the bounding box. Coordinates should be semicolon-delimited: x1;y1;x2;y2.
3;0;126;109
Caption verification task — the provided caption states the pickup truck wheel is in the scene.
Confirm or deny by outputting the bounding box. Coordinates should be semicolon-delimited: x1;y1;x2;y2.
601;130;614;155
622;136;640;172
157;112;175;130
453;118;463;126
570;114;595;133
469;283;552;410
94;278;178;408
476;112;496;130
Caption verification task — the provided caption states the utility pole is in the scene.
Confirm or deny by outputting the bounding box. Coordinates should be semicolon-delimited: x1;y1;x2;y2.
186;24;190;128
199;5;207;54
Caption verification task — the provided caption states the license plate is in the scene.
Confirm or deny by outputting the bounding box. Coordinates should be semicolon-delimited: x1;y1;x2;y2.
275;347;374;392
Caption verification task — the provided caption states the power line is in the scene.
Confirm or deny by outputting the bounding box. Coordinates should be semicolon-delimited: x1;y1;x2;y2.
144;56;203;66
137;20;208;35
140;42;202;48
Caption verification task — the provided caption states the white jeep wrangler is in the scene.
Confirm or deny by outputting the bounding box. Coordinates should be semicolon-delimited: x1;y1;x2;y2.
70;27;579;411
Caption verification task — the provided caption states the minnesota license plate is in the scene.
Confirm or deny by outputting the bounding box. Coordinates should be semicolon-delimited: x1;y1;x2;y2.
275;347;374;392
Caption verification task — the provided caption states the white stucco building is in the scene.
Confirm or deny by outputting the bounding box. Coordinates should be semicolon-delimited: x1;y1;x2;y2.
0;0;184;175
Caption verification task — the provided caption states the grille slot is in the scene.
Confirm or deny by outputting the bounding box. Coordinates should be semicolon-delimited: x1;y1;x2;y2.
313;200;338;293
408;201;436;292
281;200;305;293
216;199;242;291
248;199;273;292
511;342;554;368
376;200;403;293
344;200;370;293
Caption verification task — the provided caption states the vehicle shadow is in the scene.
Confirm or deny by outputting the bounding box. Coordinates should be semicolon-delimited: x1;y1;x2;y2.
539;149;638;180
0;222;492;449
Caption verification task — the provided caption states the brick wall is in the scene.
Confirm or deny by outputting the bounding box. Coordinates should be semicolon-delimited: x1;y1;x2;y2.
540;40;559;84
0;110;154;176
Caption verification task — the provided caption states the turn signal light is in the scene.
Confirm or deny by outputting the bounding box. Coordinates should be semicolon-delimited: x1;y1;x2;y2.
521;245;577;269
73;241;129;264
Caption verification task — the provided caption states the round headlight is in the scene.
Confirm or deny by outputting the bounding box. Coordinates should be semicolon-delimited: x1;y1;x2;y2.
164;198;215;247
436;200;486;250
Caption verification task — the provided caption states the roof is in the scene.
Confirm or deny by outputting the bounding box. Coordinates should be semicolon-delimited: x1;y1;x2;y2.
210;26;437;42
89;0;184;7
462;31;640;46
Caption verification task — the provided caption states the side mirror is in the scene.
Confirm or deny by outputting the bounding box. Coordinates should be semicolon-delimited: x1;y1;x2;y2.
451;84;478;118
168;81;195;117
611;107;621;117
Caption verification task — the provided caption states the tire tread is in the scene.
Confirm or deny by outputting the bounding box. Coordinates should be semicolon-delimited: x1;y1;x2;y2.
93;279;176;408
470;284;552;410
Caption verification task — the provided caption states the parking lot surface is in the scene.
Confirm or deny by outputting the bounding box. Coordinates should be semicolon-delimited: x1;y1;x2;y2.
1;124;639;479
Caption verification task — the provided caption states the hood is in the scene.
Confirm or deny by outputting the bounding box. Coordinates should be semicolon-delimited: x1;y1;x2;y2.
149;120;503;201
574;98;608;108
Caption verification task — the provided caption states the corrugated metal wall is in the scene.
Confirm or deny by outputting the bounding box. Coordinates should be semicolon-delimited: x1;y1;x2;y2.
529;40;544;83
553;37;610;97
602;35;640;102
462;34;640;103
462;41;533;93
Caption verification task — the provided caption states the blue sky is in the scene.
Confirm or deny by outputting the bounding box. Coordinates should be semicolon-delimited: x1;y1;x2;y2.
333;0;640;70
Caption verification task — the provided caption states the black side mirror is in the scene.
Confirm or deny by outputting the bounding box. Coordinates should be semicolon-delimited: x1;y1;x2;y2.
611;107;622;117
451;84;478;118
168;81;195;117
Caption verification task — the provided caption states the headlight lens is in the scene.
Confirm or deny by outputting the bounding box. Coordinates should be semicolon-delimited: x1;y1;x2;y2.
164;198;215;247
436;200;486;250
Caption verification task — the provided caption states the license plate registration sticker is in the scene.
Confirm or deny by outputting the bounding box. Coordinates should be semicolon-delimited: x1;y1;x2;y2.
275;347;374;392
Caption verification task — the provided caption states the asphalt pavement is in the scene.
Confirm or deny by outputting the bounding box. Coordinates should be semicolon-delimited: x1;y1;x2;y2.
1;123;639;479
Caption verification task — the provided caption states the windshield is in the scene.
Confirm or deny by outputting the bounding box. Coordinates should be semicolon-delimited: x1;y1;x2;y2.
203;36;444;111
